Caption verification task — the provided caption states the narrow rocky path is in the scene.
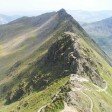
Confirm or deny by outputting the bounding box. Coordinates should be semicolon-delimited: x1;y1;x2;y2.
61;101;78;112
37;104;47;112
81;91;93;112
70;74;94;112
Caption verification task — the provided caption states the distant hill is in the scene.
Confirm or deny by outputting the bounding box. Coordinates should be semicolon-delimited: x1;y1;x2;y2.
1;10;112;25
0;9;112;112
68;10;112;23
9;10;112;24
83;17;112;59
83;17;112;37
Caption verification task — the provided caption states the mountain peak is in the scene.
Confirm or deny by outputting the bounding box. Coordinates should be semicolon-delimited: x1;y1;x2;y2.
58;8;67;13
57;8;73;21
57;8;68;16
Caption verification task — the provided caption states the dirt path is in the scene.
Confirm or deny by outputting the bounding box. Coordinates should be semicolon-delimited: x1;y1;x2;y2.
93;80;108;93
81;91;93;112
37;74;108;112
104;81;108;91
70;74;93;112
61;101;78;112
37;104;47;112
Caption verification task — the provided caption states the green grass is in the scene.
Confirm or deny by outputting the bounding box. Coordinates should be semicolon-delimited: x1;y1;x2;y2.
0;15;112;112
76;34;112;111
44;99;64;112
0;77;69;112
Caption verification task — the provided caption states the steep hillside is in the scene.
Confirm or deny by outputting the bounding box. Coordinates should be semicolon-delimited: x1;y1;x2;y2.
83;17;112;59
0;11;58;80
0;12;56;41
0;9;112;112
83;17;112;37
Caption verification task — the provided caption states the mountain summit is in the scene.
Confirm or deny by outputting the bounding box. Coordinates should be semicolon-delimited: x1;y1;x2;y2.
57;8;72;19
0;9;112;112
57;8;67;14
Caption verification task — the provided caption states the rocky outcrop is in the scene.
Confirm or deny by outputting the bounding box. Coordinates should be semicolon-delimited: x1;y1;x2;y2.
45;33;80;74
45;32;105;87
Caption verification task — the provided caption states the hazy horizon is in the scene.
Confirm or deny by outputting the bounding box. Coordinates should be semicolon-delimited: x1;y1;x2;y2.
1;9;112;16
0;0;112;15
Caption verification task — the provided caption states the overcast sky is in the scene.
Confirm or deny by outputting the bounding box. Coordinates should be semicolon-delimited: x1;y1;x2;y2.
0;0;112;15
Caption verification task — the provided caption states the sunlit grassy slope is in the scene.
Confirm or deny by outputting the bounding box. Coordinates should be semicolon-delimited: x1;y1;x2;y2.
0;30;112;112
0;77;68;112
0;12;57;80
79;36;112;112
0;9;112;112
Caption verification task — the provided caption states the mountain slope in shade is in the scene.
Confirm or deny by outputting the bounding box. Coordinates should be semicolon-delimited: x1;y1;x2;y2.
83;17;112;37
0;9;112;112
83;17;112;59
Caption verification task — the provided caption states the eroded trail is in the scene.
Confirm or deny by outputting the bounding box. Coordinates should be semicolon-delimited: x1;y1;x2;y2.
81;91;93;112
70;73;110;112
70;74;93;112
37;104;47;112
61;102;78;112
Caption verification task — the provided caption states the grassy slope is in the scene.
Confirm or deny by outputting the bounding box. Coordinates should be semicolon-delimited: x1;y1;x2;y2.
0;33;69;111
0;12;56;81
0;77;68;112
0;20;73;111
78;37;112;112
43;32;112;112
0;10;112;112
1;30;112;112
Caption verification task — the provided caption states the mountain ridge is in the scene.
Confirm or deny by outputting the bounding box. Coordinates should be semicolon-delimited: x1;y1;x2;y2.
0;9;112;112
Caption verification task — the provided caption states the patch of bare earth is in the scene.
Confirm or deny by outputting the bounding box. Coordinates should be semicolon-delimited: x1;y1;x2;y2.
61;102;78;112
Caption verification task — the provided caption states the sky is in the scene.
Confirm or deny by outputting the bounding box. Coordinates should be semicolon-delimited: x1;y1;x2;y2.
0;0;112;15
